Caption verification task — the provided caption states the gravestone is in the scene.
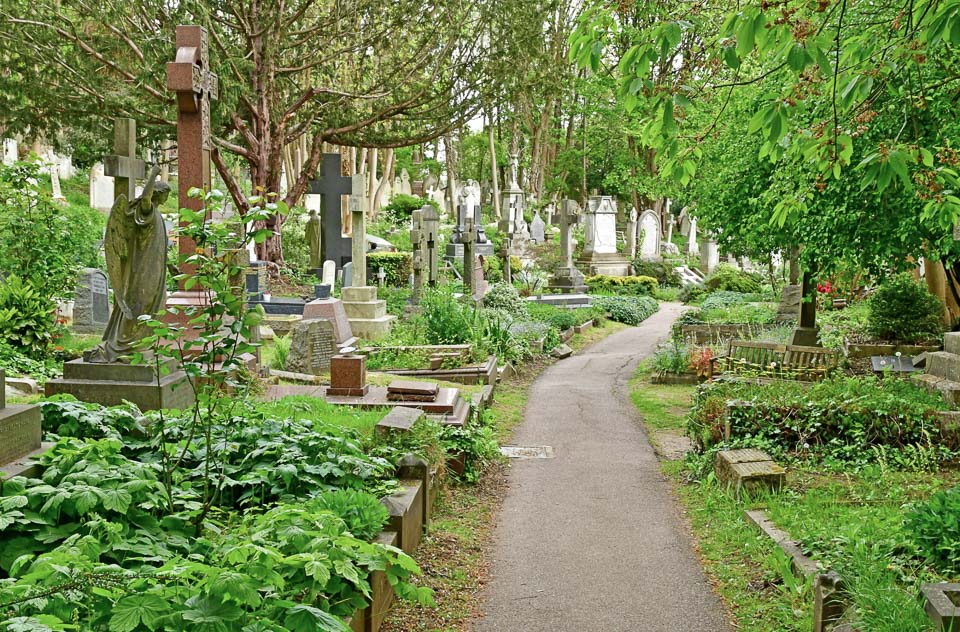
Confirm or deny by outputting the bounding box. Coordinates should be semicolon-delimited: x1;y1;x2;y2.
2;139;17;166
49;162;66;202
285;319;337;375
686;216;699;256
308;153;355;270
474;254;489;299
579;196;629;276
302;297;355;348
679;207;691;236
699;236;720;273
412;180;425;196
322;260;336;286
89;162;115;212
639;209;661;260
73;268;111;333
342;262;354;288
400;169;412;195
549;199;587;293
530;211;545;244
0;370;45;479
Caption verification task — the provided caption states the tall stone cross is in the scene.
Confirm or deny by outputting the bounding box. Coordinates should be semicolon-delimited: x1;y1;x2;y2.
348;174;367;287
104;118;145;202
559;199;579;269
309;153;354;269
166;25;219;280
422;206;440;287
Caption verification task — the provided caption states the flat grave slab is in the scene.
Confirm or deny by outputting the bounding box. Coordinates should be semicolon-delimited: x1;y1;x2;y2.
500;445;555;459
871;355;918;373
716;449;785;497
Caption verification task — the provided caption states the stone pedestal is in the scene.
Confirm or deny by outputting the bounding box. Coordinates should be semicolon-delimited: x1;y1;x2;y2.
788;327;820;347
549;266;588;294
45;359;194;412
341;286;395;340
328;354;369;396
577;252;631;277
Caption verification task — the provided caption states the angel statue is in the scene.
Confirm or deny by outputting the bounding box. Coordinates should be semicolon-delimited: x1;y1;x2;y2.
84;165;171;363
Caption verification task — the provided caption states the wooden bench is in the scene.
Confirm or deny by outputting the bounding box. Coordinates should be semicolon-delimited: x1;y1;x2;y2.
712;340;839;382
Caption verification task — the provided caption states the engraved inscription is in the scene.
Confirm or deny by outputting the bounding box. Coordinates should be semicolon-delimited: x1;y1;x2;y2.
0;411;42;465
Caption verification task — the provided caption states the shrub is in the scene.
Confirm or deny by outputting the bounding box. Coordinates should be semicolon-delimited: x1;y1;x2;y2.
483;282;527;317
700;291;749;310
586;274;658;296
526;303;576;331
0;275;58;357
0;340;62;381
313;489;390;541
678;284;707;304
867;274;945;343
382;194;432;220
420;286;474;344
632;259;682;286
651;339;690;375
593;295;659;325
687;377;949;465
703;264;761;294
368;251;412;287
904;485;960;573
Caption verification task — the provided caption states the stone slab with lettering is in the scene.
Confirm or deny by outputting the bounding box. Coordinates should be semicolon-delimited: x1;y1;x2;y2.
0;369;46;479
302;297;356;348
639;210;661;260
73;268;111;333
285;318;338;375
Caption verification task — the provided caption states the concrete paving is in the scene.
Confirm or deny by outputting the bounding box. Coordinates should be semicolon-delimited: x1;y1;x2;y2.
473;303;732;632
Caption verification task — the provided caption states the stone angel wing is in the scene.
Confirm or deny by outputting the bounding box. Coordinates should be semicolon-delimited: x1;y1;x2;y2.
104;193;135;319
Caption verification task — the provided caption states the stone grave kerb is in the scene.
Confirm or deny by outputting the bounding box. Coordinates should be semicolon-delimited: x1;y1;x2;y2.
103;118;146;203
308;153;354;270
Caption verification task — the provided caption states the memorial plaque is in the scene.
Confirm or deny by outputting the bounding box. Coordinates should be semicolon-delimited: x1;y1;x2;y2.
73;268;111;333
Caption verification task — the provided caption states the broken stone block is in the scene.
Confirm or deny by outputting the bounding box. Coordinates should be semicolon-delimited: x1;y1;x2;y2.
715;448;785;498
922;583;960;631
551;344;573;359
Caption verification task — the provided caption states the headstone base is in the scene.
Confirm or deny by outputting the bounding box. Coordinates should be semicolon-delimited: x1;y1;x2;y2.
776;285;802;323
788;327;820;347
45;359;194;412
0;404;42;467
548;267;588;294
577;252;631;277
341;287;396;341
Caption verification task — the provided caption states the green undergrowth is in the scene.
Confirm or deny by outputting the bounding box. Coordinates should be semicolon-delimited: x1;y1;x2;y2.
630;369;960;632
256;395;387;436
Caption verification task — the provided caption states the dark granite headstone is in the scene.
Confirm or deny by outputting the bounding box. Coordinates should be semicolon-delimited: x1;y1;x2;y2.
73;268;111;333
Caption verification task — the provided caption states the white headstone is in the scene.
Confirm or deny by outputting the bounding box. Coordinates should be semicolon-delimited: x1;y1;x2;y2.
686;217;699;256
322;260;336;286
530;211;545;244
639;210;661;260
700;237;719;273
88;162;116;212
584;196;618;255
679;207;691;236
400;169;412;196
2;139;17;166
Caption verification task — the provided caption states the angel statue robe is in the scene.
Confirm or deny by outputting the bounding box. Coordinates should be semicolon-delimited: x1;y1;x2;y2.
84;181;169;363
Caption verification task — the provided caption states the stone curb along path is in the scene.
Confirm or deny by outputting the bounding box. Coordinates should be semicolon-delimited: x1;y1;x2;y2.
473;303;732;632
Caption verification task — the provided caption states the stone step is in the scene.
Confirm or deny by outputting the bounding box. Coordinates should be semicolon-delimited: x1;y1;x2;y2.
913;373;960;407
348;315;396;341
343;300;388;320
926;351;960;381
945;332;960;356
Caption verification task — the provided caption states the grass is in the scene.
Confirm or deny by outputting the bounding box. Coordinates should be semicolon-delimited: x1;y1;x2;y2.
628;370;960;632
255;395;387;435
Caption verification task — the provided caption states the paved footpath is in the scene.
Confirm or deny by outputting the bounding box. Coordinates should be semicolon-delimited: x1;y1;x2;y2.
473;303;731;632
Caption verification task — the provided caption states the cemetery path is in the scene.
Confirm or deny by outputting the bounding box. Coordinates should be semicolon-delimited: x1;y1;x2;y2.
473;302;731;632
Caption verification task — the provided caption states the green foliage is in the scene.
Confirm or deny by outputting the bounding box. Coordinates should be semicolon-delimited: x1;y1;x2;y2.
687;377;951;468
678;284;707;304
593;295;659;325
280;206;311;272
0;275;58;358
0;162;104;301
703;264;761;294
311;489;390;541
866;274;945;343
586;274;658;296
482;282;527;317
420;287;475;345
631;259;681;286
670;309;705;340
700;291;748;310
651;339;690;375
382;194;432;221
441;411;501;483
904;485;960;574
817;301;871;350
41;398;142;440
368;252;412;287
0;341;61;382
700;303;775;325
272;335;292;371
527;303;576;331
378;286;412;316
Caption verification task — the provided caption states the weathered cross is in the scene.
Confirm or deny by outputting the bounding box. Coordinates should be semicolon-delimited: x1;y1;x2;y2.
309;153;354;270
559;199;579;269
104;118;145;202
166;25;219;279
422;206;440;288
348;175;367;286
411;209;425;303
462;218;476;298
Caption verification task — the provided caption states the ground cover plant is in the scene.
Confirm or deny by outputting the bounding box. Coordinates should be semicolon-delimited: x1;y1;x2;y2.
686;376;951;469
